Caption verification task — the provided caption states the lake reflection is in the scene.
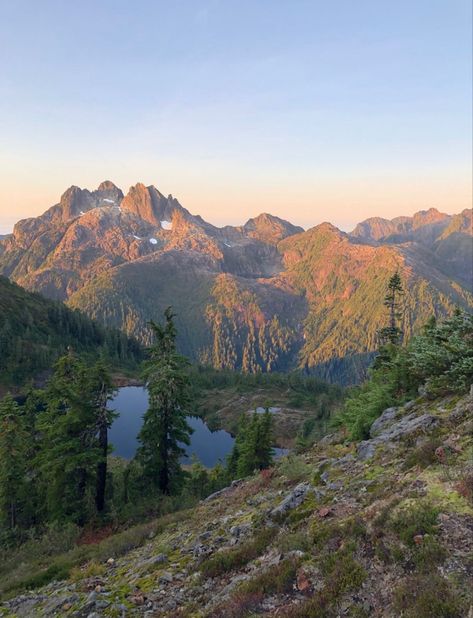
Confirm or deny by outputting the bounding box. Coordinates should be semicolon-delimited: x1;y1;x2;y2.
109;386;234;467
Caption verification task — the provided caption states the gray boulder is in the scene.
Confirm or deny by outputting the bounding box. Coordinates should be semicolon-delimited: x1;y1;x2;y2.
270;482;311;519
370;407;398;437
357;441;377;461
358;412;439;461
378;413;438;442
203;479;244;502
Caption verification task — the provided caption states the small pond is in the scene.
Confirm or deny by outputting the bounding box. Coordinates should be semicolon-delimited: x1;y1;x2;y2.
109;387;287;467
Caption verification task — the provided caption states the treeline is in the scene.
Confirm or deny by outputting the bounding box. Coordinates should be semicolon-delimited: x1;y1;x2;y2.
0;276;142;387
337;274;473;439
0;309;276;547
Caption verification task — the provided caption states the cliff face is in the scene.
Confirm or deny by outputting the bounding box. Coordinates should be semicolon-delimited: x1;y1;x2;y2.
1;182;472;383
2;393;472;616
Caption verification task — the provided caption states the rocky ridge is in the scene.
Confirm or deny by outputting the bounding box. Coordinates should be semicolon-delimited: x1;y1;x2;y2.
2;392;472;617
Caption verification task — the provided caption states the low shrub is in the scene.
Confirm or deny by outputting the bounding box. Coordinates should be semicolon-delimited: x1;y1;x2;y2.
393;574;465;617
208;591;263;618
411;536;446;572
277;530;311;554
388;499;439;546
0;510;191;600
199;527;277;579
278;455;312;483
70;560;106;581
455;470;473;504
280;546;366;617
403;438;442;470
320;545;366;599
312;516;366;550
240;557;300;595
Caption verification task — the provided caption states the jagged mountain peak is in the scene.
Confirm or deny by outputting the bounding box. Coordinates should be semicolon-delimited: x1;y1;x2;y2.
121;183;185;226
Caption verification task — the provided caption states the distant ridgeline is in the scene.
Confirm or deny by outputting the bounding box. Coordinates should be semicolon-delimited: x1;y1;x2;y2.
1;180;472;384
0;276;143;388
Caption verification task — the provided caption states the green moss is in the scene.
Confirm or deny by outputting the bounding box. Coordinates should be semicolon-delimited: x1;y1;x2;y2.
346;606;370;618
426;479;473;515
287;495;319;524
362;465;386;480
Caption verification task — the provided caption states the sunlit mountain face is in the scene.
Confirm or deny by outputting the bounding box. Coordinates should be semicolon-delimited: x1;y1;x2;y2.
1;181;471;384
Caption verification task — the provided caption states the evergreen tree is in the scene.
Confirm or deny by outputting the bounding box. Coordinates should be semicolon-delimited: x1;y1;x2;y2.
36;354;101;524
337;309;473;439
137;308;193;494
0;396;27;529
236;413;259;476
235;410;273;477
408;309;473;395
378;271;404;346
88;358;116;513
226;413;246;478
255;408;273;470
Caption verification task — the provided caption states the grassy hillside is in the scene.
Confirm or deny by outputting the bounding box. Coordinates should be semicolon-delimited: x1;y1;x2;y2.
1;392;471;616
0;276;142;390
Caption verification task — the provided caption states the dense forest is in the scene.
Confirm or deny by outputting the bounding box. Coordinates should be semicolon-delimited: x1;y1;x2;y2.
0;308;278;551
0;276;143;389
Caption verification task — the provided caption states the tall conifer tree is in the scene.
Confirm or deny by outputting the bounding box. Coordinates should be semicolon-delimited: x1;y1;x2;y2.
379;271;404;345
88;358;115;513
0;395;27;529
37;354;101;524
137;308;193;494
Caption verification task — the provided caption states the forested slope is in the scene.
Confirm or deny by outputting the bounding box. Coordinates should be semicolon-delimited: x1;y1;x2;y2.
0;276;142;389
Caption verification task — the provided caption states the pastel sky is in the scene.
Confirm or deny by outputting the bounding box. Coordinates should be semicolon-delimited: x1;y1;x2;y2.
0;0;471;233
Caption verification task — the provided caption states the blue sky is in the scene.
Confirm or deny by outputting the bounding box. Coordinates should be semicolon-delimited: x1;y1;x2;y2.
0;0;471;232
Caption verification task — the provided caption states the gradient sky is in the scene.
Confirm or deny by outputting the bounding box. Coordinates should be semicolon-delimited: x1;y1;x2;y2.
0;0;471;233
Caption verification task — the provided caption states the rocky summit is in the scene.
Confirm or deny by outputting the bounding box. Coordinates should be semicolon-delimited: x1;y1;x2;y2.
1;391;472;617
0;182;471;383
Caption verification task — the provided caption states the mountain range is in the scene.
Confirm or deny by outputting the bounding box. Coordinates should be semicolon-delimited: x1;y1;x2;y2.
1;181;471;383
